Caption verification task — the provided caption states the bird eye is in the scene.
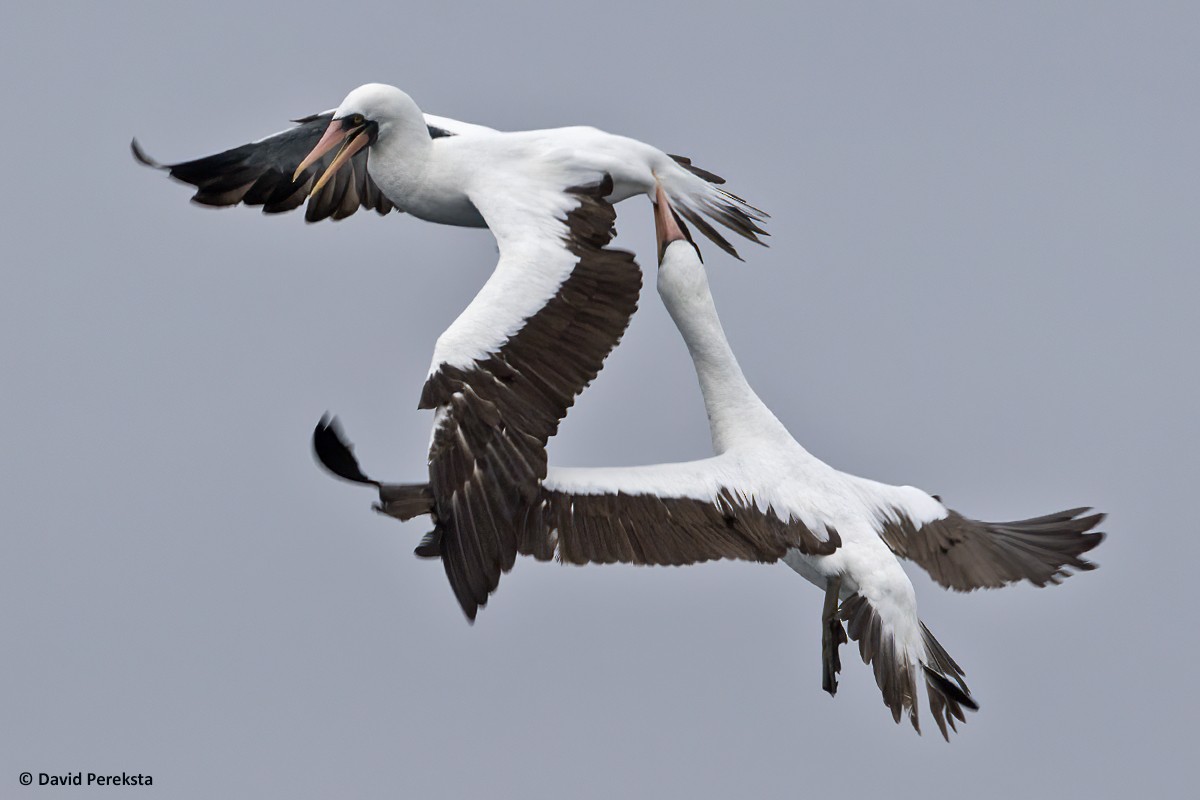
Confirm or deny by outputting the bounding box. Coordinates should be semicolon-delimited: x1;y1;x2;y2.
351;114;365;125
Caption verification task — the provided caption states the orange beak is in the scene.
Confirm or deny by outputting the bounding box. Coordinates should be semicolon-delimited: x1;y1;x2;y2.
653;184;689;264
293;118;371;195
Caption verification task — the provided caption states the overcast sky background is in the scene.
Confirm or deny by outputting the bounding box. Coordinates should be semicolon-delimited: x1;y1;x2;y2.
2;2;1196;797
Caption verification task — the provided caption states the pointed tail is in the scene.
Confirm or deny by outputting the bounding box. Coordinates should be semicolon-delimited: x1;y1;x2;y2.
659;154;769;261
841;592;980;740
920;622;980;741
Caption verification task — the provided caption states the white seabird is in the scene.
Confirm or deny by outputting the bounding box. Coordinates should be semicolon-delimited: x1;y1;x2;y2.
316;190;1105;738
136;84;769;621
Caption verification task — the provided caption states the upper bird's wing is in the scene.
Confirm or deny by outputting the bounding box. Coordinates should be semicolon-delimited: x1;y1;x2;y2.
521;460;840;566
861;481;1105;591
418;175;642;621
130;112;493;222
422;113;500;138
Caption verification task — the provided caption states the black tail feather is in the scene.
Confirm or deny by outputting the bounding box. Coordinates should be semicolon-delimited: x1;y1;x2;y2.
920;622;979;741
668;153;726;185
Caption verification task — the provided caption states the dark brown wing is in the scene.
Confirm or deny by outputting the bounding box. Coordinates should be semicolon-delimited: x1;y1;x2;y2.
876;505;1105;591
418;180;643;621
519;485;839;565
130;112;400;222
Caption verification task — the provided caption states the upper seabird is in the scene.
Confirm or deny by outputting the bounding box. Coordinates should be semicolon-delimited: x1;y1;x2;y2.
135;83;771;621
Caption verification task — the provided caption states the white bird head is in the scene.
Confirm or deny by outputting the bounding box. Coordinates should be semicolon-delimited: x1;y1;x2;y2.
334;83;421;129
293;83;424;195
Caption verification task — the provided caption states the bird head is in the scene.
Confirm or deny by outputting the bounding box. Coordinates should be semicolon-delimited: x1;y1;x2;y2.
294;84;421;195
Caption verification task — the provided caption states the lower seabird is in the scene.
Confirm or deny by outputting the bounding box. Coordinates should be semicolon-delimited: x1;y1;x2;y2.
315;190;1105;738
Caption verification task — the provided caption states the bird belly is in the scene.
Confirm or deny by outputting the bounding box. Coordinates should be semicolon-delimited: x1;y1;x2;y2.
402;191;487;227
781;550;836;593
368;153;488;227
781;519;903;602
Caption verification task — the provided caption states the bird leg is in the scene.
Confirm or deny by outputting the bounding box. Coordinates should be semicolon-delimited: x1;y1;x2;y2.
368;488;442;559
314;415;441;558
412;530;443;559
372;482;434;522
822;575;847;696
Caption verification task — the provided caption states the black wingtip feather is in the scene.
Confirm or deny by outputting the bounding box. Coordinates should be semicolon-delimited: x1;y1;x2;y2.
136;114;396;222
130;138;164;169
313;414;377;485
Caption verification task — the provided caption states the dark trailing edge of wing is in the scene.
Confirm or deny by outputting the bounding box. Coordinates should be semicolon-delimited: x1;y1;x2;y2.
417;176;643;622
130;111;453;222
519;487;840;565
313;411;844;572
877;505;1105;591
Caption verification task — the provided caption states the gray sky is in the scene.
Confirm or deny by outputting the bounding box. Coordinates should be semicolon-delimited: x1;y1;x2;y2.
3;1;1196;797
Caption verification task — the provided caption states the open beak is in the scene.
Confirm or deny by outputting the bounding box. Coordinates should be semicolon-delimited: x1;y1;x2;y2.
293;118;371;195
653;185;690;265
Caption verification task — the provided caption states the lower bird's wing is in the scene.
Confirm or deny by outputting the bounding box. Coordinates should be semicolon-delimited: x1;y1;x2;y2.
523;461;840;565
860;480;1105;591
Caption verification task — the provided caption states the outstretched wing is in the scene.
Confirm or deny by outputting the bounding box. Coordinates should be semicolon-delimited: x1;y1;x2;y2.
419;177;642;621
520;460;840;565
131;112;495;222
865;482;1105;591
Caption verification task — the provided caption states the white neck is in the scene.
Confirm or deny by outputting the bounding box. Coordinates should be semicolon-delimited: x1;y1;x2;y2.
369;104;488;226
657;243;788;453
370;108;434;196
